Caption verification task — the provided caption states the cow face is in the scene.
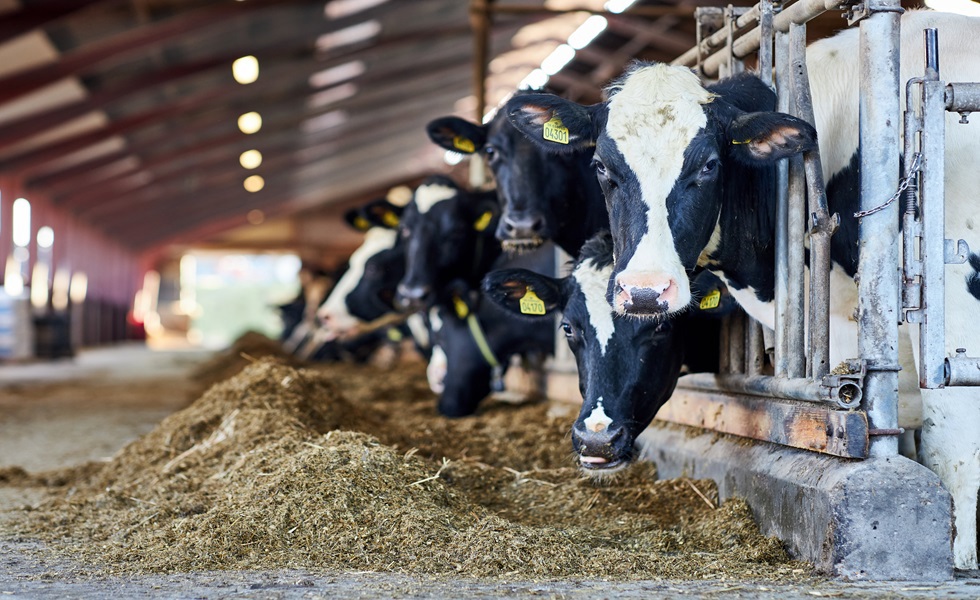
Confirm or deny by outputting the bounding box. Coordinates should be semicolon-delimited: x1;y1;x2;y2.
427;101;592;253
505;63;816;317
317;199;403;339
483;232;685;475
395;176;498;312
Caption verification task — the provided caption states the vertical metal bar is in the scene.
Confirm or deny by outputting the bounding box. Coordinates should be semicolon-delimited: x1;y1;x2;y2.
747;320;766;374
858;4;902;457
919;29;946;389
774;30;791;377
758;0;774;89
728;311;748;374
789;21;836;380
469;0;491;188
786;131;807;378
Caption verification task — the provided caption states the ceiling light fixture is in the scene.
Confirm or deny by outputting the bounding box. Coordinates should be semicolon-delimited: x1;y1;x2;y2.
244;175;265;192
238;112;262;134
240;149;263;169
309;60;366;89
316;20;381;52
306;82;358;109
232;55;259;84
325;0;389;19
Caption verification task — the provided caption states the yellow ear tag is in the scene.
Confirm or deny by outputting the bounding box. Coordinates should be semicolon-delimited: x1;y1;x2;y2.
453;296;469;319
732;138;752;145
353;216;371;231
386;327;404;342
543;116;569;145
474;211;493;232
453;136;475;153
519;288;546;315
700;289;722;310
381;211;400;227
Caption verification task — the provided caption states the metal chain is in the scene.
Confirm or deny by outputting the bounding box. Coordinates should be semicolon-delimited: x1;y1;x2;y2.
853;152;922;218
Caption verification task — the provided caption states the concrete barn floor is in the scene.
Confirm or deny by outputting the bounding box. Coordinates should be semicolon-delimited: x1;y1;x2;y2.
0;344;977;599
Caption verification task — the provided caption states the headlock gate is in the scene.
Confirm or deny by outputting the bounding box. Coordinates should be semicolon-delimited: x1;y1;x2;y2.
637;0;979;580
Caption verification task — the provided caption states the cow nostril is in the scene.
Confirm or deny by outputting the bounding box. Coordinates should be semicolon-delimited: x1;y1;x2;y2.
529;217;545;234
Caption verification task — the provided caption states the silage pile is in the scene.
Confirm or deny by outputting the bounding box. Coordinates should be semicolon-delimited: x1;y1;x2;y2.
10;359;806;579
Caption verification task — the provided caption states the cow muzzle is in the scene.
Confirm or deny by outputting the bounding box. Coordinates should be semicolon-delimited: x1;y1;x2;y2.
496;211;546;252
571;423;633;474
395;283;433;312
613;272;679;315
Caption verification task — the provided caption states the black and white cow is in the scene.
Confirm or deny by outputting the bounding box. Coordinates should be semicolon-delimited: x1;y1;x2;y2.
503;10;980;568
394;175;555;417
316;198;431;354
484;231;732;473
427;93;607;256
396;175;501;312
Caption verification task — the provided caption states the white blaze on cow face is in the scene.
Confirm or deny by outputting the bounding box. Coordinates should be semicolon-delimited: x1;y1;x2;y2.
572;259;615;355
605;64;715;314
583;398;613;433
414;183;458;214
317;227;397;337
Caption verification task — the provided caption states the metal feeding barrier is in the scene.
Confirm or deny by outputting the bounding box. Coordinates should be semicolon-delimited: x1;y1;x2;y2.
656;0;977;459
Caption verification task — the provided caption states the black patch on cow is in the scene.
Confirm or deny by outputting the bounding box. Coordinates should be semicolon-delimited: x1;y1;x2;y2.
967;253;980;301
698;74;784;301
825;151;862;277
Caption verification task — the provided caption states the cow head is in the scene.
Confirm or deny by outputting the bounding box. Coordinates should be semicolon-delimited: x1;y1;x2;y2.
395;176;498;313
483;231;685;475
316;198;404;339
505;63;816;317
426;96;596;253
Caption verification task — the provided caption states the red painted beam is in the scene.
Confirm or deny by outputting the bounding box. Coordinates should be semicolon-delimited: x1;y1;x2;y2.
0;0;300;106
0;0;115;45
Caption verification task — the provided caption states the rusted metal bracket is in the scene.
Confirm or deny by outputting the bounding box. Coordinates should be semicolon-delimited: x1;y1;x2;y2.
821;359;866;409
840;0;904;27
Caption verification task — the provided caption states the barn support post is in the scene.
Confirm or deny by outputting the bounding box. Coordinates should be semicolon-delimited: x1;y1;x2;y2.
856;2;901;458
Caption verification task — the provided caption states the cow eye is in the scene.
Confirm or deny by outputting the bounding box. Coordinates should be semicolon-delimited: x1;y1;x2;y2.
484;145;497;159
561;322;574;336
592;159;606;176
701;158;719;175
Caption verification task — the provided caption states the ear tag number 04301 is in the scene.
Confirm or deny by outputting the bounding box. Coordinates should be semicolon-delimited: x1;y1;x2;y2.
520;288;546;315
543;117;569;145
699;289;721;310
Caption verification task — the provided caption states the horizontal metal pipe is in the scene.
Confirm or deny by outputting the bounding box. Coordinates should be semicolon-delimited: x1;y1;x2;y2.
946;82;980;113
677;372;861;406
674;0;842;77
673;5;762;69
945;355;980;386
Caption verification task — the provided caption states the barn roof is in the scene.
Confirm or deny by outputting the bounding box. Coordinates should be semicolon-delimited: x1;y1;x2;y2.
0;0;861;263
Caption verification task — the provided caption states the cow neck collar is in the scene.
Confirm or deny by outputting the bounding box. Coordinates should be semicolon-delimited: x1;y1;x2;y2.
450;291;500;369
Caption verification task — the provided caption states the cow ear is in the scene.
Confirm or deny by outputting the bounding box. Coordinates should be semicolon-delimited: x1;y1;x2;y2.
504;93;596;154
471;198;499;233
344;207;374;232
727;112;817;164
363;199;403;229
690;271;738;317
482;269;563;318
426;117;487;154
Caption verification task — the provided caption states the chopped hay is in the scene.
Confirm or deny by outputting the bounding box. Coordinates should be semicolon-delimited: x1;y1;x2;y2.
7;359;808;580
189;331;294;387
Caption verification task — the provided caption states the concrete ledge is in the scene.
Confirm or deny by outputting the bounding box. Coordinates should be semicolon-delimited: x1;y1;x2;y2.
638;422;954;581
